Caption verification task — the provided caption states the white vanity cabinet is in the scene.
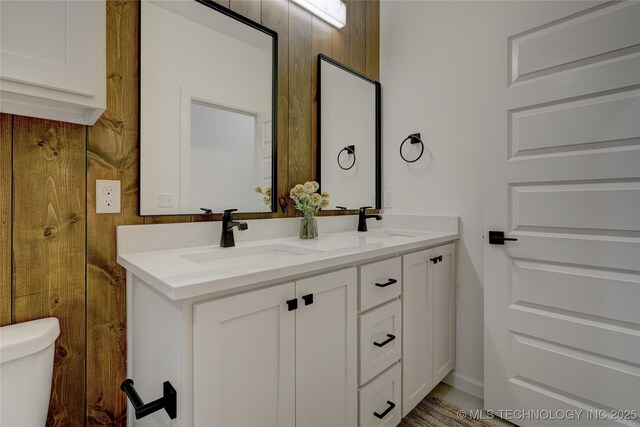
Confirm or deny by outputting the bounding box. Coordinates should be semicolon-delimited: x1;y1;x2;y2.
131;267;357;427
402;243;456;416
119;221;459;426
0;0;106;124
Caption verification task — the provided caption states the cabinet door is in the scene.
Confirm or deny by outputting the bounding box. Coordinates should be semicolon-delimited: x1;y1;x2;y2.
0;0;106;124
430;243;456;385
193;282;295;427
296;268;357;427
402;250;433;416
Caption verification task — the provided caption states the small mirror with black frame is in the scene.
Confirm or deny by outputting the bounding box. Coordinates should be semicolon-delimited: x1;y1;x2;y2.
317;54;381;211
139;0;278;216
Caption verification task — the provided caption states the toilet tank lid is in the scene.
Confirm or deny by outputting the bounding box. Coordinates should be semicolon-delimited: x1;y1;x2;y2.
0;317;60;364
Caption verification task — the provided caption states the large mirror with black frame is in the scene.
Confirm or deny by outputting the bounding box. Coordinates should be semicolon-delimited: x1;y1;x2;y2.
139;0;277;215
317;54;381;211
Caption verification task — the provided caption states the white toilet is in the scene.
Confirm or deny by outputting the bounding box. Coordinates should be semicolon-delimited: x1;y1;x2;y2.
0;317;60;427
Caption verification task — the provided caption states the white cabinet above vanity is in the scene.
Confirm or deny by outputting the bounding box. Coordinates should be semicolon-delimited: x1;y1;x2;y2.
117;215;458;426
0;0;106;125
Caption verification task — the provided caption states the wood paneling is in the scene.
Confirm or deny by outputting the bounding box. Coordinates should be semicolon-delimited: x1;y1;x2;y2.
332;2;350;67
288;3;313;215
349;0;366;74
86;1;141;425
262;0;289;217
365;0;380;80
311;17;333;180
12;116;86;427
2;0;378;424
1;114;11;326
230;0;262;21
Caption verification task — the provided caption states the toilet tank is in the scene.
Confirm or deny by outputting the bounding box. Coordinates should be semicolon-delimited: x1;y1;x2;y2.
0;317;60;427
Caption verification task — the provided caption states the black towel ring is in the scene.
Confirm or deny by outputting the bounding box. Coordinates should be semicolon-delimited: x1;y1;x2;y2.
337;145;356;170
400;133;424;163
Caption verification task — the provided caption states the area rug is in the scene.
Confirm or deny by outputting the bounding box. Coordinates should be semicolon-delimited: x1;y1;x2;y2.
399;395;497;427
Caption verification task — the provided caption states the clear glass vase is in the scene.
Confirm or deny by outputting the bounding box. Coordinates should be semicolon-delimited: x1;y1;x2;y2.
299;215;318;239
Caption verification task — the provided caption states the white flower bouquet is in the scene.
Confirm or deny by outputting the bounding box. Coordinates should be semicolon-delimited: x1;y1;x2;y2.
289;181;330;238
289;181;330;217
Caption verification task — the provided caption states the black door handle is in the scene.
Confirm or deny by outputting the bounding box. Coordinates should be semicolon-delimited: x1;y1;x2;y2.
373;334;396;347
286;298;298;311
489;231;518;245
375;278;397;288
302;293;314;305
373;401;396;419
430;255;442;264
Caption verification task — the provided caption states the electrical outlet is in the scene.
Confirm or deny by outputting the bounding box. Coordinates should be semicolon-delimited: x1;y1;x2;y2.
384;191;393;208
96;180;121;214
158;193;174;208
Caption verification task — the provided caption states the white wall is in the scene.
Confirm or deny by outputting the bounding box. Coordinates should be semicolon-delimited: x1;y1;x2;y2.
381;1;493;396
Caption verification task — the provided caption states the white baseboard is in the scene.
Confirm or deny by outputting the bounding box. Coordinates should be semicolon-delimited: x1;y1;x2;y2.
443;371;484;400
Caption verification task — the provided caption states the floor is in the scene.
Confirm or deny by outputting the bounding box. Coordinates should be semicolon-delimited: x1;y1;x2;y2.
404;382;515;427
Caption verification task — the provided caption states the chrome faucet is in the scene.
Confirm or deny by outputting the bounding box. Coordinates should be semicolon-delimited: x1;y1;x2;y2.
357;206;382;232
220;209;248;247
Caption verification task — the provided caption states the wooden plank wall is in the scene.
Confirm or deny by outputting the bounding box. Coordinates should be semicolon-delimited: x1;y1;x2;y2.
0;0;379;425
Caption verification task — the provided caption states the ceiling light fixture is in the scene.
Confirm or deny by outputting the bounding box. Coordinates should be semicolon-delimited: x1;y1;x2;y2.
291;0;347;29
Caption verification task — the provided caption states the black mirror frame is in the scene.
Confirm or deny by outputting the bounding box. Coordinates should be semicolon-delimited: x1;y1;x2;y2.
316;54;382;211
139;0;279;216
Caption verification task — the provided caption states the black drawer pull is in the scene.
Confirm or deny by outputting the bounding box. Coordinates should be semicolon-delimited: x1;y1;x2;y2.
373;334;396;347
375;278;397;288
373;401;396;419
286;298;298;311
302;293;314;306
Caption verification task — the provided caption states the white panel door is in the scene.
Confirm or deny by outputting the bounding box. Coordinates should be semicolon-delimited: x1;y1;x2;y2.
484;2;640;425
296;268;357;427
193;283;295;427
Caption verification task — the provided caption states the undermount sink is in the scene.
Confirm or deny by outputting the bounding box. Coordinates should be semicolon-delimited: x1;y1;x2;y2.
181;244;321;268
365;230;418;240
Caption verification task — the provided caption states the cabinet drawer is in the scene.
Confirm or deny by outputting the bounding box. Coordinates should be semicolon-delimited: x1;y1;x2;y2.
359;363;402;427
359;299;402;385
359;257;401;312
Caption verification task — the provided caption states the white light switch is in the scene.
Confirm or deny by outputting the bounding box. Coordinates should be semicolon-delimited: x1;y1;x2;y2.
96;180;121;214
158;193;175;208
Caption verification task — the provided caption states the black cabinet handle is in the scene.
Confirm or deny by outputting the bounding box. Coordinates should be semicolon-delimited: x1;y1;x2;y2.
373;334;396;347
373;401;396;419
430;255;442;264
286;298;298;311
375;278;397;288
302;293;314;306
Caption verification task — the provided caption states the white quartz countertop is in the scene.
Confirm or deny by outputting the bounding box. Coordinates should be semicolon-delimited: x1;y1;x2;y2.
117;228;458;301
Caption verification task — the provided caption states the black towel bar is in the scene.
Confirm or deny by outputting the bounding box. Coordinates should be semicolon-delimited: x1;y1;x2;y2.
120;378;177;420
